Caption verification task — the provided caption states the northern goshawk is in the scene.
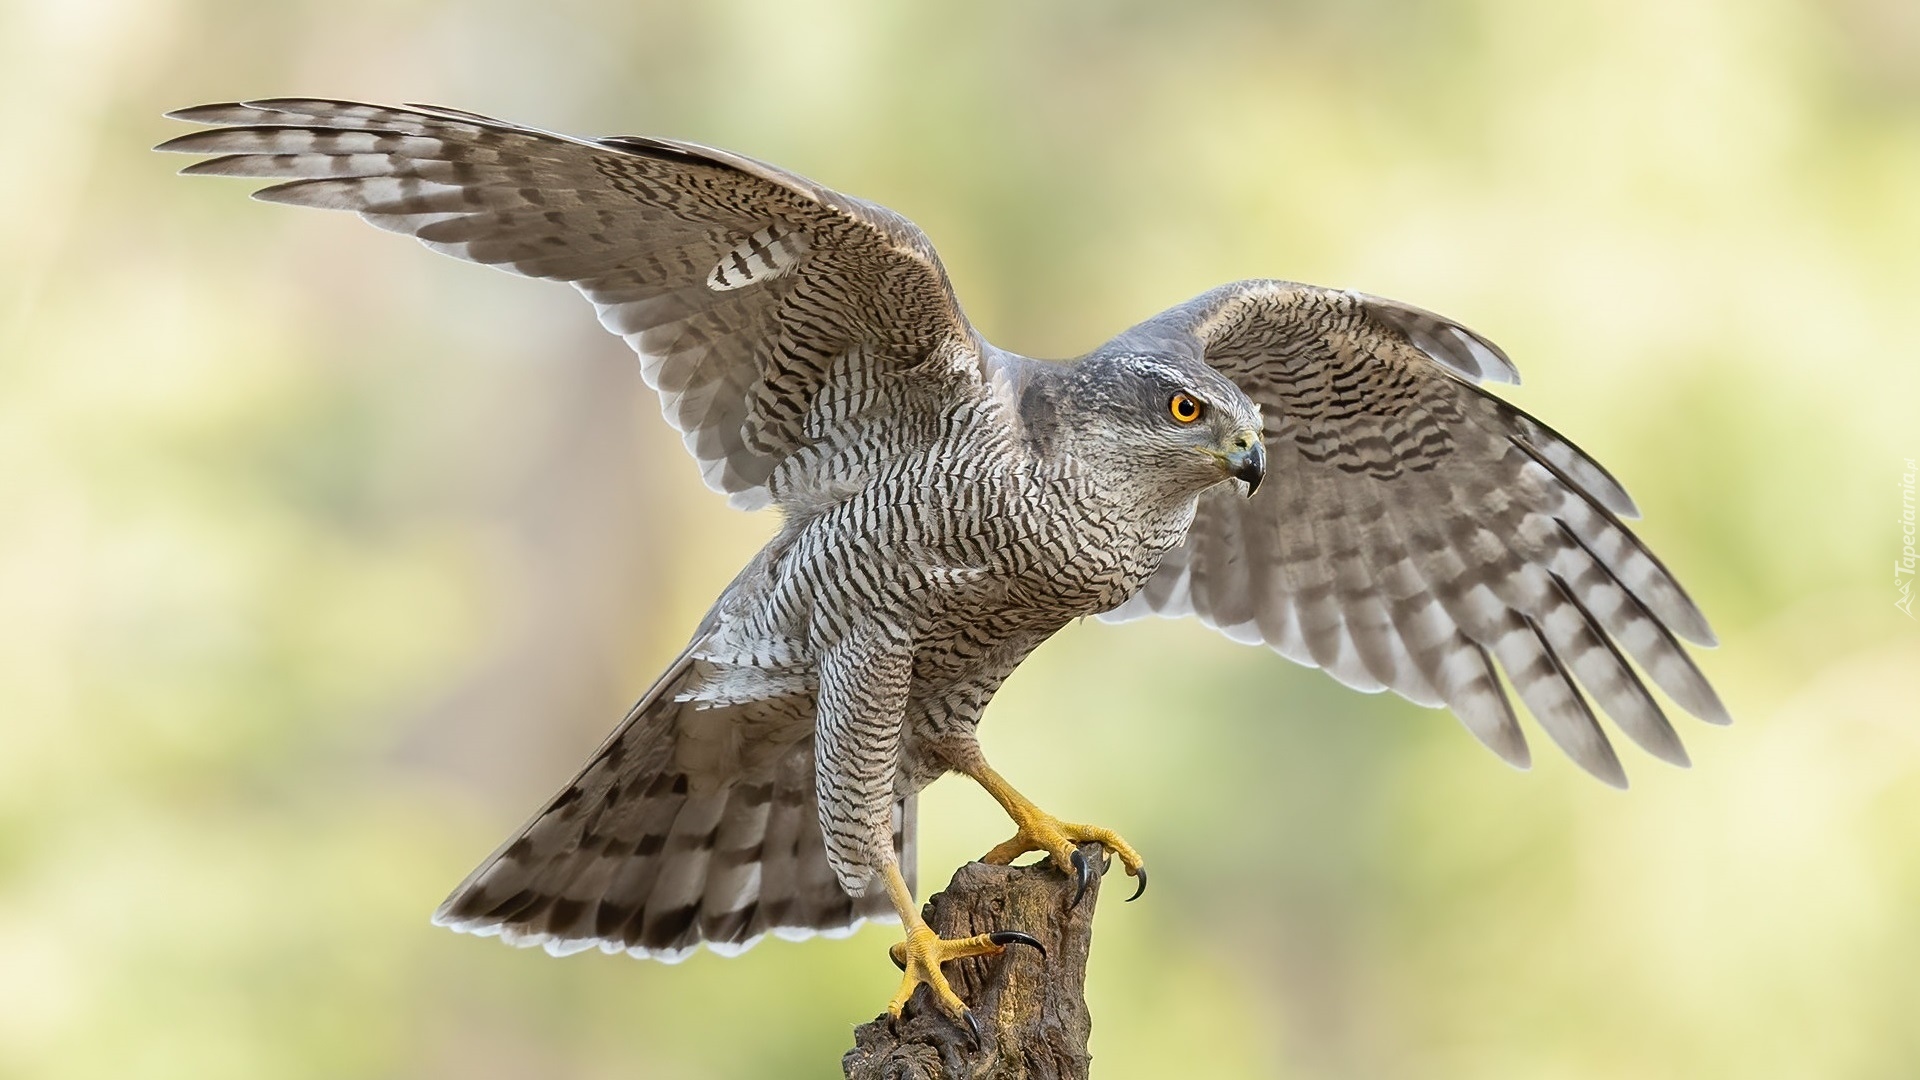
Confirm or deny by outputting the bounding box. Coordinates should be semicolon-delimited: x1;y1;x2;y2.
159;99;1727;1030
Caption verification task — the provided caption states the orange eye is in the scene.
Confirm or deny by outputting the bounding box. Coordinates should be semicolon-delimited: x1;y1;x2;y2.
1169;392;1203;424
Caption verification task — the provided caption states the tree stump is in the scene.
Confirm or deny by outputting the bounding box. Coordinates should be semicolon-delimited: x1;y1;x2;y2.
842;844;1107;1080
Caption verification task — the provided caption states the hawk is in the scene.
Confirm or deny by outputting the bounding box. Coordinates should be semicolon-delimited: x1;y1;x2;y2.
159;99;1727;1032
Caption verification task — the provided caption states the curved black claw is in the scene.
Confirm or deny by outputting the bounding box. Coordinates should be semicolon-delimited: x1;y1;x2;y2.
1126;865;1148;902
889;947;907;972
1069;848;1095;906
988;929;1046;961
961;1008;982;1049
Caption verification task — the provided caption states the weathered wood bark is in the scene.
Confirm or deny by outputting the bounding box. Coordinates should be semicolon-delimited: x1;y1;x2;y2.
842;844;1107;1080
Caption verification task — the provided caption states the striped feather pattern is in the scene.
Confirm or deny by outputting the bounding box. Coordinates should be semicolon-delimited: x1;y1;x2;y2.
433;651;915;960
157;98;985;511
1101;280;1727;786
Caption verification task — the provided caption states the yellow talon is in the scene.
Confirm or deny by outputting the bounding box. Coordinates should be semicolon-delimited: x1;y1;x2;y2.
885;924;1004;1021
965;762;1148;904
877;862;1044;1042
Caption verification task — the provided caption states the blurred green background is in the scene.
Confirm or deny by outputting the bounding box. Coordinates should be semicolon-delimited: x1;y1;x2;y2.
4;0;1918;1076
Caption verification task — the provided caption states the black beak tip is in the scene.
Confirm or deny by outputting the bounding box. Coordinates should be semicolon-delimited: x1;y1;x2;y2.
1233;443;1267;496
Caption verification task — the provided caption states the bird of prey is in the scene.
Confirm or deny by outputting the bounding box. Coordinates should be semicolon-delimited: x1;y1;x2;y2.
159;99;1727;1031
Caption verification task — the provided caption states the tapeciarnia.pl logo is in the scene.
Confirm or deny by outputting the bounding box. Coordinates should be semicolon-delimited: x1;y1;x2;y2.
1899;457;1917;619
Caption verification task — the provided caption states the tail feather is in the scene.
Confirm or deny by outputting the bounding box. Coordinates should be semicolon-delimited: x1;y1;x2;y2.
434;659;915;961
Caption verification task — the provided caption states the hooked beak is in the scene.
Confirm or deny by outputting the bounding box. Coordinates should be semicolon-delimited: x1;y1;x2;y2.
1225;435;1266;496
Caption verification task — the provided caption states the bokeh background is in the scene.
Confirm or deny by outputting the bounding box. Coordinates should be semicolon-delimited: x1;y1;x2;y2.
5;0;1919;1077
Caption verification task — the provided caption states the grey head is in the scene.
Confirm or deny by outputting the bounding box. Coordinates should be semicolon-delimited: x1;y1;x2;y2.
1019;349;1267;503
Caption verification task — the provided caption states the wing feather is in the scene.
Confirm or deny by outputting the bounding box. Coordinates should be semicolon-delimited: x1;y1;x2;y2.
159;98;986;510
1099;280;1725;785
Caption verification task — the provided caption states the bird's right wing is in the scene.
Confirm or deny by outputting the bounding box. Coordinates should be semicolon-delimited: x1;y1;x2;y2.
158;98;989;509
1101;281;1728;786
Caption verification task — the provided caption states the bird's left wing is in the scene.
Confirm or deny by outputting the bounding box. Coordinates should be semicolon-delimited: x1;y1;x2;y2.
158;99;987;510
1099;280;1728;786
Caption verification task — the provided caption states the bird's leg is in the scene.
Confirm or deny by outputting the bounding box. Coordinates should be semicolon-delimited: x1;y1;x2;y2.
879;859;1043;1042
963;758;1147;904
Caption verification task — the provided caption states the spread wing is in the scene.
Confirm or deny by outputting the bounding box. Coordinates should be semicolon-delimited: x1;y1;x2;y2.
1101;281;1728;786
157;99;986;510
